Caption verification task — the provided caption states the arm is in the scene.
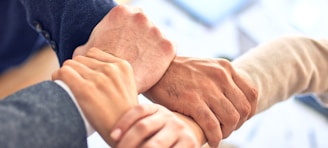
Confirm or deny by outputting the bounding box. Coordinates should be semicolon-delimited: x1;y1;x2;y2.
232;36;328;112
0;1;48;73
111;104;205;148
53;48;204;147
143;56;258;147
0;81;87;148
20;1;175;93
74;5;176;93
19;0;117;64
52;48;139;145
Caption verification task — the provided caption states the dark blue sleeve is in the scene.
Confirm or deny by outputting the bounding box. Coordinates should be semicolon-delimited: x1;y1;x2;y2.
0;1;48;73
0;81;87;148
19;0;117;65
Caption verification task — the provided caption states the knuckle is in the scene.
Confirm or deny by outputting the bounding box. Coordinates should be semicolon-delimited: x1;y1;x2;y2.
62;59;74;66
113;5;127;13
85;47;98;57
217;59;233;69
134;104;148;114
59;65;70;73
134;11;148;24
111;5;132;19
249;86;259;102
177;119;186;128
150;27;162;37
72;55;84;61
170;119;185;130
159;38;175;55
229;110;240;125
93;74;106;84
135;120;149;131
59;66;73;77
117;59;132;70
240;102;251;118
204;118;219;130
213;68;229;84
101;63;113;73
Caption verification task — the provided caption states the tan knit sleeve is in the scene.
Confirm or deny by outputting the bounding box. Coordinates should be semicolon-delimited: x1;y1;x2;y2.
232;36;328;112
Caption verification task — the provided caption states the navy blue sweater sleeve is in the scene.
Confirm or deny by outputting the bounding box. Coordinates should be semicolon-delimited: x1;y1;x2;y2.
19;0;117;64
0;1;48;73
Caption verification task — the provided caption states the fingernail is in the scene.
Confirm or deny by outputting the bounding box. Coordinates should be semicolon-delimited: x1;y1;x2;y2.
110;129;122;140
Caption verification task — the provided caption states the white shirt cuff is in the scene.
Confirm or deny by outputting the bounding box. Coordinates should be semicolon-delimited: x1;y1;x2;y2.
54;80;95;136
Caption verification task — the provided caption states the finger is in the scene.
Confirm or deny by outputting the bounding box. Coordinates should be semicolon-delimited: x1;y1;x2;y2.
74;51;135;89
116;110;165;148
210;93;239;138
85;47;123;63
111;104;158;141
73;55;108;71
53;65;85;94
222;81;250;129
140;121;179;148
62;59;98;80
231;69;258;118
189;101;222;148
215;59;254;129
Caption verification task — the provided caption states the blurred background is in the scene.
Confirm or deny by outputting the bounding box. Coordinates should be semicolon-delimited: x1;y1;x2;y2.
88;0;328;147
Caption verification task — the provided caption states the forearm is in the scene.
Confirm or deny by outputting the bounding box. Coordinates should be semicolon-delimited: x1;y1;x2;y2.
233;36;328;112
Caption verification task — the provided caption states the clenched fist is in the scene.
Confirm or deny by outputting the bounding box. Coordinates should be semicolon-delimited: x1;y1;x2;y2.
74;5;176;93
53;48;138;145
144;56;258;147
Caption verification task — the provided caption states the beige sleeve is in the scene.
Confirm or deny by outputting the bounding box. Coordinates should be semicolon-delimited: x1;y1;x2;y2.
232;36;328;112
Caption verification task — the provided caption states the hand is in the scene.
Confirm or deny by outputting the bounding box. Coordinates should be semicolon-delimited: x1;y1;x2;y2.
52;48;138;145
74;5;176;93
143;56;258;147
110;104;200;148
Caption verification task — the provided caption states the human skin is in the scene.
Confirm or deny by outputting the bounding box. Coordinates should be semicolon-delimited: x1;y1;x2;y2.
53;48;204;147
144;56;258;147
74;4;258;147
111;104;202;148
74;5;176;93
53;48;138;144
